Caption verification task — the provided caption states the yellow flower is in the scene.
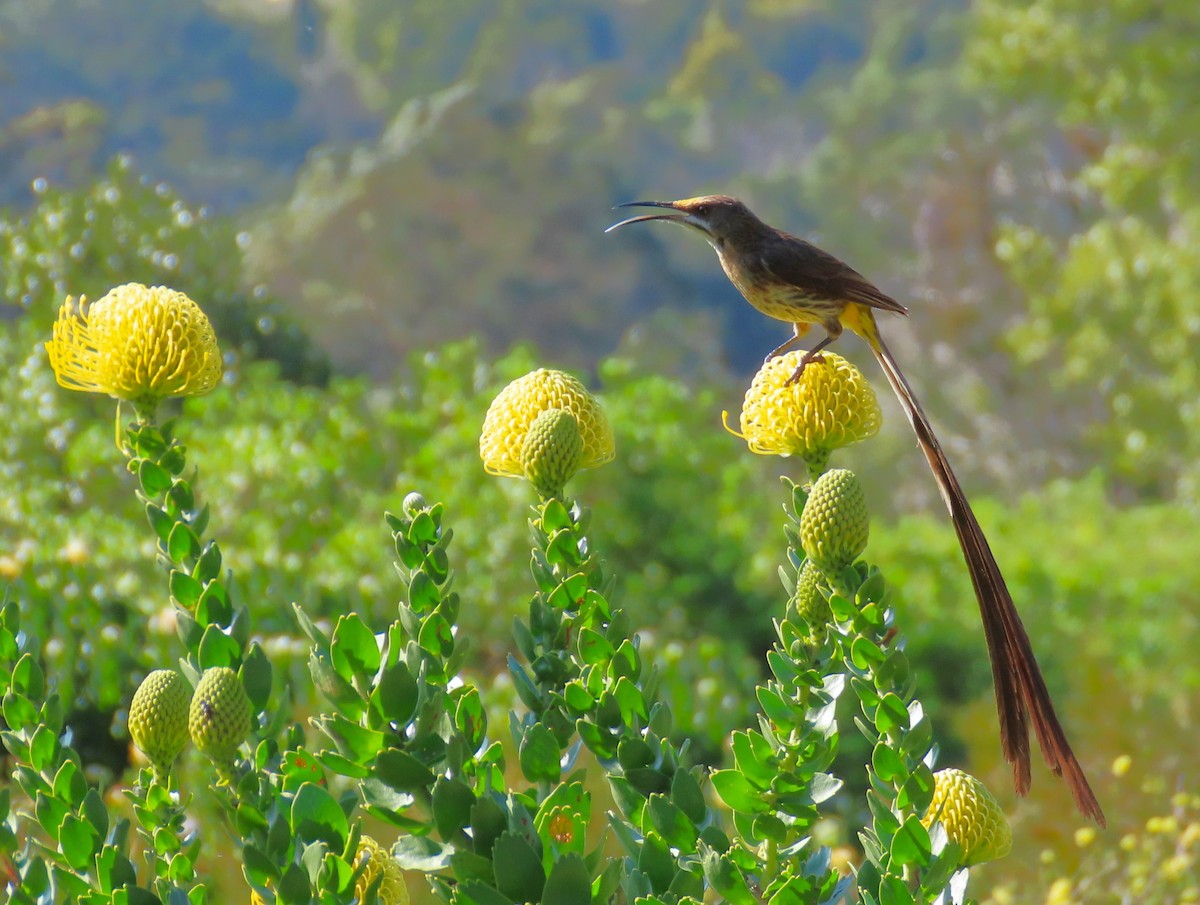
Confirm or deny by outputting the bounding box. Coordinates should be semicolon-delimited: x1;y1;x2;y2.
922;768;1013;866
1045;877;1075;905
480;369;615;482
725;351;881;472
46;283;222;408
354;835;409;905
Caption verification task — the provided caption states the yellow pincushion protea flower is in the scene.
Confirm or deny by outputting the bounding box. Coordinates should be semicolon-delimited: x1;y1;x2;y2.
726;351;881;474
922;768;1013;866
45;283;222;410
480;369;615;486
354;835;409;905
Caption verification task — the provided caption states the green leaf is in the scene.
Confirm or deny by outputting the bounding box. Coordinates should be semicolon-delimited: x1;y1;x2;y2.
671;770;707;824
145;502;174;543
290;782;349;850
455;880;515;905
277;862;312;904
612;676;648;725
167;522;200;564
95;843;137;893
373;661;419;725
542;853;591;905
330;613;381;681
392;834;455;871
240;643;273;711
756;686;795;727
702;847;757;905
432;776;475;840
374;748;435;792
80;789;109;841
711;770;770;815
878;872;916;905
58;814;98;870
417;612;455;658
408;510;438;545
169;570;202;608
197;624;241;670
890;815;933;867
407;570;441;613
29;725;59;773
875;693;910;734
191;541;223;585
895;763;936;813
493;831;546;902
575;718;618;762
452;686;486;750
519;722;562;784
729;734;773;791
52;760;87;807
314;714;384;762
469;796;508;858
195;580;231;627
647;794;698;852
872;744;907;784
138;459;172;496
851;636;886;669
638;830;675;891
576;627;614;665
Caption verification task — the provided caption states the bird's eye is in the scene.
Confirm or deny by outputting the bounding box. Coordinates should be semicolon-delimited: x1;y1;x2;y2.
695;204;709;216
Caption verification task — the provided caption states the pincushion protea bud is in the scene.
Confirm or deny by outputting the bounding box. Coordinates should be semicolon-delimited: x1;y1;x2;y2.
793;558;832;637
726;351;881;475
354;835;409;904
128;669;190;777
922;768;1013;866
188;666;251;763
799;469;869;574
45;283;222;410
520;408;584;499
480;369;614;492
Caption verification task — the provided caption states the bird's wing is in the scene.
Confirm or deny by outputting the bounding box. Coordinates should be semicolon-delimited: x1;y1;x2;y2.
759;237;909;316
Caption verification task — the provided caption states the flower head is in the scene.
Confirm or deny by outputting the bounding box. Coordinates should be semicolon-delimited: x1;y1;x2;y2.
800;468;869;574
480;369;614;486
46;283;222;409
354;835;409;905
128;669;190;778
727;351;881;472
922;768;1013;866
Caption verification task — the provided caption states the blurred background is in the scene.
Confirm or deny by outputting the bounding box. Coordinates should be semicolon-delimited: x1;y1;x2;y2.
2;0;1199;900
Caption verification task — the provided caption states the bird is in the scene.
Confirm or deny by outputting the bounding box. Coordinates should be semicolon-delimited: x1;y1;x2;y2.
606;194;1104;825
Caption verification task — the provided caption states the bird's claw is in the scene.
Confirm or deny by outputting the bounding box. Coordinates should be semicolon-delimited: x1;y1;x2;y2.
784;351;825;386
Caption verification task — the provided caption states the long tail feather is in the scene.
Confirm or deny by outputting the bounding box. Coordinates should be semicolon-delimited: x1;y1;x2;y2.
865;328;1104;825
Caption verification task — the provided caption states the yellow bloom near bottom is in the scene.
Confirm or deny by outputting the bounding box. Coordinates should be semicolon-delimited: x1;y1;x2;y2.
354;836;409;904
46;283;222;406
922;768;1012;866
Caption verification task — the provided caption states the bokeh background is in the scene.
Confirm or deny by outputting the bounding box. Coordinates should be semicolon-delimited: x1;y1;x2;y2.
3;0;1199;900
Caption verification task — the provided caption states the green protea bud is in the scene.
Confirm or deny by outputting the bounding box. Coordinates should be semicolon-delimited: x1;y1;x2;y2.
128;669;190;777
519;408;584;499
922;768;1013;866
401;491;426;514
799;468;868;574
189;667;251;763
793;559;832;637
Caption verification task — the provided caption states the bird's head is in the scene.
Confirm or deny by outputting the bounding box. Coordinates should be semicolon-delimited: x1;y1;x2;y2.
605;194;763;247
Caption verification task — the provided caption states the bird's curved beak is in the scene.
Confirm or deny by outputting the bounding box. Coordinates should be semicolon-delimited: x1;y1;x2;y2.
606;200;703;235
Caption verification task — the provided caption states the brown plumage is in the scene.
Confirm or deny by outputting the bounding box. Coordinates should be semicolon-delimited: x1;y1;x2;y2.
607;194;1104;825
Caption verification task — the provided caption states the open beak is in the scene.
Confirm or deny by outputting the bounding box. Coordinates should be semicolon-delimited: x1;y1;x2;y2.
605;200;698;234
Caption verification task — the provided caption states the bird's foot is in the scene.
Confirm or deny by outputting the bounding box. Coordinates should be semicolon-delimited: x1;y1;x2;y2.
784;351;825;386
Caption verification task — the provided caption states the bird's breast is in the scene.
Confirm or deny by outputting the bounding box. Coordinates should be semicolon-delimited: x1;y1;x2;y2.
718;256;839;326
